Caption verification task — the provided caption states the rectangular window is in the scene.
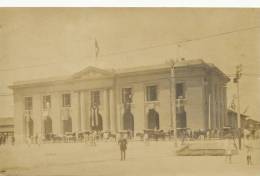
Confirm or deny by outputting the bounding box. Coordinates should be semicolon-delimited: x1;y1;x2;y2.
24;97;33;110
91;91;100;106
62;94;71;107
122;88;133;104
146;85;158;101
176;83;185;99
43;95;51;109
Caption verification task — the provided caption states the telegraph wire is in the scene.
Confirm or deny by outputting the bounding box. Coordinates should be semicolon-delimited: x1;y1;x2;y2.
0;25;260;72
97;25;260;58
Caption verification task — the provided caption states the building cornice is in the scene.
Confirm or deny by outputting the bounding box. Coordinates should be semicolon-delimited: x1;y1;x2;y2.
9;59;230;90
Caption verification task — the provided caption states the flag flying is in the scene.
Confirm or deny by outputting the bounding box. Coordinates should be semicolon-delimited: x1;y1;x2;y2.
91;107;99;127
94;39;99;58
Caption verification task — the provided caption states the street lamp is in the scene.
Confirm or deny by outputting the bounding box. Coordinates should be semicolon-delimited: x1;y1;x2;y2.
234;64;242;150
169;60;177;146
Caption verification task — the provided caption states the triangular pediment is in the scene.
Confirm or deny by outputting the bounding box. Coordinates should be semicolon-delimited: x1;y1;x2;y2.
71;66;114;80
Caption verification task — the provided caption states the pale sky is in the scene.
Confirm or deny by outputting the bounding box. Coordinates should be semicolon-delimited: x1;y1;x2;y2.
0;8;259;120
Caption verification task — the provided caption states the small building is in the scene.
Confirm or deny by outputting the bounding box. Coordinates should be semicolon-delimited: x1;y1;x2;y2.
246;118;260;130
0;117;14;136
226;109;248;129
9;59;230;143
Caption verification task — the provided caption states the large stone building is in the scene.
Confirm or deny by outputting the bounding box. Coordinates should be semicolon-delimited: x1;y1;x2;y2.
9;59;230;143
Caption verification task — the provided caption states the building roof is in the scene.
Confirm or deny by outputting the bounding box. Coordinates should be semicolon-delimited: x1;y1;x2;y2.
9;59;230;89
227;109;249;119
247;118;260;123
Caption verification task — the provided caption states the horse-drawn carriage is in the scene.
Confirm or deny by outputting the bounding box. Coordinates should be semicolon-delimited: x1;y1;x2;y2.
44;133;63;143
102;130;117;141
143;129;167;141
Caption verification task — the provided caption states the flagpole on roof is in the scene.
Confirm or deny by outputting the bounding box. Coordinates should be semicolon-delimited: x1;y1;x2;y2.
94;38;100;67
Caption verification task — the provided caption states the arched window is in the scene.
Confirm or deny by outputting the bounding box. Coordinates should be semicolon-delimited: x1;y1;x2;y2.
176;110;187;128
44;116;53;137
148;109;159;129
63;116;72;134
123;110;134;131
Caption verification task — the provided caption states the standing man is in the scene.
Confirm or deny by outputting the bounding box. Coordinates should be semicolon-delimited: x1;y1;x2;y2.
245;136;253;166
118;135;128;161
144;132;149;146
225;138;233;164
91;131;97;146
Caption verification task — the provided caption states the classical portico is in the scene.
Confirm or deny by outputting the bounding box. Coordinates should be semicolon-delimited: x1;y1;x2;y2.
64;66;118;133
72;88;116;133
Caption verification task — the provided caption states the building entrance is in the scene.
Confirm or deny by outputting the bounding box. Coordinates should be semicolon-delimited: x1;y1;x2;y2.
147;109;159;129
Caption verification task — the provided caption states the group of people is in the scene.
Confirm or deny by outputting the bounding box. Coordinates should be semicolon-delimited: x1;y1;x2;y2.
179;129;227;140
17;128;257;164
0;133;14;145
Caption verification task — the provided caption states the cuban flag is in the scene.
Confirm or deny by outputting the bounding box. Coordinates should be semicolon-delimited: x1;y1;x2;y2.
91;107;99;127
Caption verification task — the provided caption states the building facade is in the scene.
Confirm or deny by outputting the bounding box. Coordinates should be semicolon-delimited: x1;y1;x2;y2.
10;59;230;143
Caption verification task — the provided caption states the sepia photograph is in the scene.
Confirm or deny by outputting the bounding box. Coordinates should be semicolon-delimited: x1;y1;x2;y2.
0;7;260;176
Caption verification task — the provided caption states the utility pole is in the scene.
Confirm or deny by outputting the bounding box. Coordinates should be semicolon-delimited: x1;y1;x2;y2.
208;94;211;129
234;64;242;150
170;60;177;146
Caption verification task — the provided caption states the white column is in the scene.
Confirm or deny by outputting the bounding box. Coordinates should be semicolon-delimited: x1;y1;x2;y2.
215;85;219;128
116;87;122;131
208;94;211;129
102;89;109;131
223;86;227;126
85;91;90;131
212;84;216;129
218;86;221;129
71;91;80;132
117;104;123;131
109;89;116;132
14;94;25;144
51;92;61;136
33;94;42;136
220;86;224;128
80;91;86;131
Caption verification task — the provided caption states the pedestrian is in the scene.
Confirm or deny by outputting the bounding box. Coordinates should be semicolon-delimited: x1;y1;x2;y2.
116;133;121;143
245;136;253;166
35;134;38;145
84;132;88;143
144;133;149;146
225;138;233;164
206;130;210;140
27;136;32;147
103;132;109;142
91;131;97;146
37;133;42;146
246;145;253;166
118;135;127;161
